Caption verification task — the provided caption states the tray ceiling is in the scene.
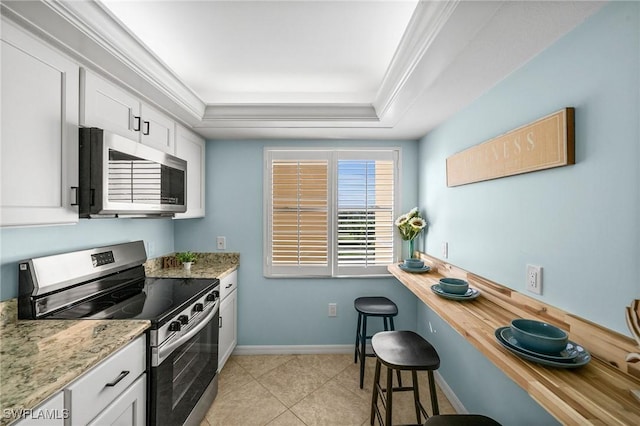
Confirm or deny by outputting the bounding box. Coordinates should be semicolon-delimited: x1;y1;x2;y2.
1;1;606;139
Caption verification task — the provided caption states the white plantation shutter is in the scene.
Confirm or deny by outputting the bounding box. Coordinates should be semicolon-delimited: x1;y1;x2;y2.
264;149;399;277
266;151;332;276
336;157;395;275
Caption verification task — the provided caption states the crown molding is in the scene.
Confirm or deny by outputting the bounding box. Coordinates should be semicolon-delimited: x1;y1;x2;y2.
1;0;451;128
0;0;205;124
202;103;379;125
373;0;460;119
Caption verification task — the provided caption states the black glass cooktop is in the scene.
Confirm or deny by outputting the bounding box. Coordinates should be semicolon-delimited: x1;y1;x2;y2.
45;271;218;327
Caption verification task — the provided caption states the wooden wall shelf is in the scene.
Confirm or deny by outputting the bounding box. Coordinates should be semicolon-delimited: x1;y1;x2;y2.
389;254;640;425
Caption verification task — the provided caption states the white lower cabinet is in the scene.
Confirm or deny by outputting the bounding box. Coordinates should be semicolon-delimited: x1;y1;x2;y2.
12;392;65;425
65;335;146;425
218;271;238;370
87;375;146;426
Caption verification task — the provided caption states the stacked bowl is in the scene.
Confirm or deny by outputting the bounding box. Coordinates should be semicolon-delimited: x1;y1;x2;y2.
494;319;591;368
430;277;479;300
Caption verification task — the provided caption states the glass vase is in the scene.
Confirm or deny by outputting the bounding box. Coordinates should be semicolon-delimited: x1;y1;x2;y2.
408;239;415;259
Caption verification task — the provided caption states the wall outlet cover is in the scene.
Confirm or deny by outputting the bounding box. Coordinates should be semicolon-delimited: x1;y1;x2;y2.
526;264;542;295
328;303;337;317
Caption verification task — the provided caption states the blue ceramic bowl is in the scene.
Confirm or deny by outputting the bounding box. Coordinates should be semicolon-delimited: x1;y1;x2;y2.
510;319;568;354
404;258;424;269
438;278;469;295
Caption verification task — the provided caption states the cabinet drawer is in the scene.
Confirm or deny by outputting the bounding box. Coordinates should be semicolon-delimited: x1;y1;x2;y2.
219;270;237;301
65;335;146;425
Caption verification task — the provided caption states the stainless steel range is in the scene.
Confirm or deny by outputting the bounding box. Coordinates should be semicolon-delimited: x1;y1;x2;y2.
17;241;219;426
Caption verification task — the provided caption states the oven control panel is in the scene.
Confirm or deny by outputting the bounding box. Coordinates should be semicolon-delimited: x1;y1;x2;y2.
91;251;115;267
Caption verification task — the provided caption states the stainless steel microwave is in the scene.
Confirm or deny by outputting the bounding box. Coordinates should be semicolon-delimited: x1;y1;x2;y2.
78;127;187;218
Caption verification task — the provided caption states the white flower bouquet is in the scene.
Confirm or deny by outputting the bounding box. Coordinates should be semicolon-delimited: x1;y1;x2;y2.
395;207;427;258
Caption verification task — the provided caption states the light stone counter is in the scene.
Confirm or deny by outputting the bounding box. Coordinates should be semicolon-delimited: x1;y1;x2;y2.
144;252;239;280
0;299;149;426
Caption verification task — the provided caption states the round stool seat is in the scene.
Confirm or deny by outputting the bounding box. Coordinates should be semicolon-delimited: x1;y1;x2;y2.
372;330;440;370
424;415;501;426
354;296;398;316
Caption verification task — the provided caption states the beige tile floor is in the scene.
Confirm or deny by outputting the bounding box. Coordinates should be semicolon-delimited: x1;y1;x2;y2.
201;353;456;426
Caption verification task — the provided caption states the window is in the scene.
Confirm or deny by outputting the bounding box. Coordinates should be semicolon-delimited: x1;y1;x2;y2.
264;148;399;277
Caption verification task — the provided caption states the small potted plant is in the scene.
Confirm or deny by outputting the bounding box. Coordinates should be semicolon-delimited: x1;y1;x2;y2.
175;251;198;271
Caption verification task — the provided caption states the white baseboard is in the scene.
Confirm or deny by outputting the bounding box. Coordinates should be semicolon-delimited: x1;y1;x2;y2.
233;344;354;355
434;371;467;414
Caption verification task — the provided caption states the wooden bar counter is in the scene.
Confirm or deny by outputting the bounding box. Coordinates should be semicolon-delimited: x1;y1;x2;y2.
389;254;640;425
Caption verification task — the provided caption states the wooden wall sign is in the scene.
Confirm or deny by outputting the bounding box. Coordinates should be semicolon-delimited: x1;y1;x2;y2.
446;108;574;187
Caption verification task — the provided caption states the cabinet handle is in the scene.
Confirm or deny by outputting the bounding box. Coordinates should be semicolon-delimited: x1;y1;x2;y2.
225;283;233;289
133;116;141;132
219;317;222;328
70;186;78;206
143;121;150;135
105;370;130;387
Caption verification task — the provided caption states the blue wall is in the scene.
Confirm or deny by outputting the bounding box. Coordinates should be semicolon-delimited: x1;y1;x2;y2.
0;220;175;300
175;139;420;345
416;2;639;423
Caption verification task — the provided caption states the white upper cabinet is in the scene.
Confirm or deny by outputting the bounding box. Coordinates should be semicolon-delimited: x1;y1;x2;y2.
1;18;79;227
80;68;140;141
174;125;205;219
80;69;175;154
140;104;175;154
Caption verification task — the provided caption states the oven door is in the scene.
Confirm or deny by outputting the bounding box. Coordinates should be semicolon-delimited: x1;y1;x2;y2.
150;304;219;426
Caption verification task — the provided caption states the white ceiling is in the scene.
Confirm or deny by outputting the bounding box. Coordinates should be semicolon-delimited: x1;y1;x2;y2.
1;1;605;140
101;0;420;105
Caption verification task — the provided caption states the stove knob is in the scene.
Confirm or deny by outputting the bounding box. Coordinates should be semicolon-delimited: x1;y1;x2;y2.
194;303;204;312
168;321;181;332
178;315;189;325
206;291;219;302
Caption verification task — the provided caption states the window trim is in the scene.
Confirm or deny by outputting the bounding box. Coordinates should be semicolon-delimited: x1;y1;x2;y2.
263;147;401;278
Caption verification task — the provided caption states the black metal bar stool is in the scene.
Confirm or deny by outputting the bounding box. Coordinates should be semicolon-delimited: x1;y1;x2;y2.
370;330;440;426
423;415;501;425
354;296;399;389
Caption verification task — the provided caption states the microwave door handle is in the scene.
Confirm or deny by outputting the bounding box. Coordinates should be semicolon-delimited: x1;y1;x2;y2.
156;300;219;365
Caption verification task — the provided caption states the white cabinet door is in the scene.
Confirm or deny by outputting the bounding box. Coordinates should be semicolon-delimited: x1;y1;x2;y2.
140;104;175;154
87;375;146;426
65;336;146;425
219;288;237;370
174;125;205;218
80;68;140;141
0;19;79;227
12;392;65;426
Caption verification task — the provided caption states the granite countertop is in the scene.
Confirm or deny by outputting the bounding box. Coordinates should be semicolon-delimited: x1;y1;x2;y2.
0;299;149;426
0;252;237;424
144;252;239;280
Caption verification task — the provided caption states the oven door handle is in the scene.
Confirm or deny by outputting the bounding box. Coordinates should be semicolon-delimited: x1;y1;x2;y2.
157;300;219;364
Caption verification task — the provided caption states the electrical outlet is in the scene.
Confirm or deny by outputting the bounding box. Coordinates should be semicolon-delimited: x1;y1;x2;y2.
526;264;542;295
442;242;448;259
216;236;226;250
328;303;337;317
